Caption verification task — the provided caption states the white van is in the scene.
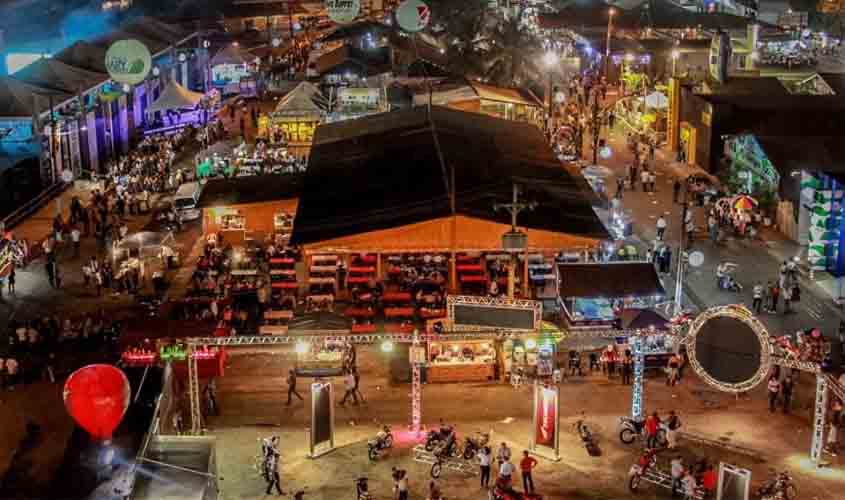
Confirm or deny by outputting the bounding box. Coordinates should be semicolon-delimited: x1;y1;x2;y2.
172;182;203;221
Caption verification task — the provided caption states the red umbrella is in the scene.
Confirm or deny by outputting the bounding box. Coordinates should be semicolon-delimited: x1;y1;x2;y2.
63;364;130;441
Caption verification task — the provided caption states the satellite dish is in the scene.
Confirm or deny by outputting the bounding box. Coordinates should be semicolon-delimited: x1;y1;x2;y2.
326;0;361;24
396;0;431;33
688;250;704;267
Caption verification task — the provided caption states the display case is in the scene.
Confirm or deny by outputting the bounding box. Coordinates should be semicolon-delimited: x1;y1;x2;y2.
426;340;496;383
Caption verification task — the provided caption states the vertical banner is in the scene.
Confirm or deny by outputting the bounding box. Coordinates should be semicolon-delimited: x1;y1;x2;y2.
530;381;560;461
667;78;680;152
309;381;335;458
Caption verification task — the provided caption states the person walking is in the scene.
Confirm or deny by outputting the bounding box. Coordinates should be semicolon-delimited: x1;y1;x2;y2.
519;450;538;494
71;226;81;258
265;450;283;495
770;281;780;313
339;369;358;406
7;265;15;295
682;469;698;500
673;179;682;204
640;168;649;192
645;411;661;449
478;446;492;488
498;456;516;486
352;367;365;404
496;442;512;476
782;285;793;314
666;410;682;449
767;375;781;413
394;468;409;500
708;214;718;243
621;352;632;385
781;375;793;414
285;368;303;406
656;216;667;240
670;456;685;498
752;282;763;314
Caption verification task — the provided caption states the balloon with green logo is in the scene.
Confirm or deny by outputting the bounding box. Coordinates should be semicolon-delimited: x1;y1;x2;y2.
105;39;152;85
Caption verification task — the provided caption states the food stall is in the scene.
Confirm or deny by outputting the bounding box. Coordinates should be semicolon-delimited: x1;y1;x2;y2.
426;339;497;383
501;334;558;380
294;339;348;377
267;82;327;155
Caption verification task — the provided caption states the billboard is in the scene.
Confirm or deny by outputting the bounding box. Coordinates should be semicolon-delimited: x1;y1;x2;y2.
530;382;560;460
448;295;541;332
310;381;335;457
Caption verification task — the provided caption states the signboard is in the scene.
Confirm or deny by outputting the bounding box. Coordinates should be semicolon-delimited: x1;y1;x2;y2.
667;78;680;151
448;295;541;332
396;0;431;33
530;382;560;460
778;11;808;28
717;462;751;500
409;346;426;364
709;32;731;84
105;40;152;85
309;381;335;458
326;0;361;24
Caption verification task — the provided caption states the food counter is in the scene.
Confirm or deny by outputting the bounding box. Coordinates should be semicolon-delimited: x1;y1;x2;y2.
426;340;496;383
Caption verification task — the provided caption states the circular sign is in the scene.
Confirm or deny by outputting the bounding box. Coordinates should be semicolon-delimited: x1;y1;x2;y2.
599;146;612;159
688;250;704;267
396;0;431;33
105;39;152;85
272;38;281;48
686;305;770;393
326;0;361;24
61;169;73;183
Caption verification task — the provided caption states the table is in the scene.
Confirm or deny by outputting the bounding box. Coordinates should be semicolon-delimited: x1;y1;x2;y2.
271;282;299;289
427;362;495;383
270;269;297;276
312;254;337;263
259;325;289;335
349;266;376;273
270;257;295;265
308;277;336;285
385;307;415;318
264;310;294;320
459;275;487;283
310;265;337;273
230;269;258;276
419;308;446;319
382;291;412;303
345;307;375;318
456;264;483;272
347;276;371;284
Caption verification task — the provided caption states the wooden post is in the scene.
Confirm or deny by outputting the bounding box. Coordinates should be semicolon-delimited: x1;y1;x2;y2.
376;251;382;282
449;255;457;293
522;248;530;298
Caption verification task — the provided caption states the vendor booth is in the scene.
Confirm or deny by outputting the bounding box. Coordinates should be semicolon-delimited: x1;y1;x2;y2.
264;82;328;155
426;339;497;383
557;262;665;327
146;79;207;131
210;44;255;95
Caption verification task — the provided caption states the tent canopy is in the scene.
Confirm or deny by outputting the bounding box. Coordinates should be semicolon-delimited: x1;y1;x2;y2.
118;231;175;252
643;91;669;109
211;44;253;66
148;80;205;113
14;58;108;94
273;82;327;118
0;76;72;118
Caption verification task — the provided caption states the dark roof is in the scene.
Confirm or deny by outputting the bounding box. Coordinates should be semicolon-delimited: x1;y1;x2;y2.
14;58;108;94
320;21;392;43
313;45;392;76
0;76;72;117
290;106;608;245
54;41;109;74
221;1;309;18
558;262;665;298
196;174;303;208
620;308;670;330
406;59;452;79
756;136;845;176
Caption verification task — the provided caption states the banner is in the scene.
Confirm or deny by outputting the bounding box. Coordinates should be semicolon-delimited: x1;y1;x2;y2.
530;382;559;460
105;39;151;85
310;382;335;457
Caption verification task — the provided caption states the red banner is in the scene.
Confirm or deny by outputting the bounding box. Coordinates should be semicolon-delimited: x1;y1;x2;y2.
534;386;558;448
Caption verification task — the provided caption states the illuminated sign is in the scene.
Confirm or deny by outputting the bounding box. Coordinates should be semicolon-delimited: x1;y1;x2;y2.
105;39;152;85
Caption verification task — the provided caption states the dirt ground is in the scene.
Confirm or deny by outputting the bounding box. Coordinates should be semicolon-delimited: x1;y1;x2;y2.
202;346;845;500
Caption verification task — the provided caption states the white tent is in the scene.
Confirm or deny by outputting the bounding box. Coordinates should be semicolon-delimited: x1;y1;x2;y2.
148;80;205;113
643;91;668;109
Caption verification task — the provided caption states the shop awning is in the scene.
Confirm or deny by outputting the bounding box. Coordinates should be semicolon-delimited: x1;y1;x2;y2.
558;262;665;299
147;80;205;113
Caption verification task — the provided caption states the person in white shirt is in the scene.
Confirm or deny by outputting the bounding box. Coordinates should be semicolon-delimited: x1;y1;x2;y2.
339;369;358;405
498;457;515;483
70;227;81;257
478;446;492;487
670;456;684;497
656;216;667;240
682;470;698;499
5;358;19;389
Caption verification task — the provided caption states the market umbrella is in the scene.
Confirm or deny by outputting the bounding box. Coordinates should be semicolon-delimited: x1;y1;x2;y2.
643;91;668;109
732;195;758;210
117;231;176;256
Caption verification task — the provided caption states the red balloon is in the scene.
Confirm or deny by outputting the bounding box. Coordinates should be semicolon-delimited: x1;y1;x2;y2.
63;364;130;440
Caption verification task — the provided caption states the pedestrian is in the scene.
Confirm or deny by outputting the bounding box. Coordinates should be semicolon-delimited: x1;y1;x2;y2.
615;176;625;200
770;281;780;312
265;450;283;495
498;456;515;485
752;282;763;313
46;260;56;288
478;446;492;488
649;171;657;193
71;226;81;257
701;464;718;498
670;456;684;497
621;351;632;385
645;411;661;449
640;168;649;192
708;214;717;243
673;179;682;204
767;375;781;413
781;375;793;414
496;441;511;474
783;285;793;314
352;367;364;403
685;219;695;246
656;216;667;240
682;469;698;500
666;410;682;449
607;110;615;129
667;353;680;386
519;450;537;494
339;369;358;405
285;368;303;405
8;264;15;294
393;468;409;500
5;357;18;390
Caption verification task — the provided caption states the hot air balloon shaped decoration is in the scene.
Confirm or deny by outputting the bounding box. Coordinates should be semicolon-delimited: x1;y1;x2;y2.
63;364;131;441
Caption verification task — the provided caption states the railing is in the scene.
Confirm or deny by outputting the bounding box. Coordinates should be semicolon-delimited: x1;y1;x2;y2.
1;181;68;231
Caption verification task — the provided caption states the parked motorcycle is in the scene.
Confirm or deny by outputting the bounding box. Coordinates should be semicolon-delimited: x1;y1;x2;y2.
757;470;797;500
424;424;454;451
488;477;543;500
618;417;667;447
461;431;490;460
575;418;601;456
355;477;371;500
627;448;659;492
367;425;394;461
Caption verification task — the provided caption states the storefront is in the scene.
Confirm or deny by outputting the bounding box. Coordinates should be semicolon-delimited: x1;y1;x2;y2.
263;82;327;156
426;339;497;383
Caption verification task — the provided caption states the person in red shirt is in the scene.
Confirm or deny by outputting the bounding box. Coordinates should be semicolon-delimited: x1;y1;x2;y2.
519;450;538;494
645;411;661;449
701;464;717;497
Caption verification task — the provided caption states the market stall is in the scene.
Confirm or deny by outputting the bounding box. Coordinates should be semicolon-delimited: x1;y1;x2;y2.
264;81;327;155
426;339;497;383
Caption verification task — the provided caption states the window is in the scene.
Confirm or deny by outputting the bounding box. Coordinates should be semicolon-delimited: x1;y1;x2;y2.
221;214;245;230
274;212;293;231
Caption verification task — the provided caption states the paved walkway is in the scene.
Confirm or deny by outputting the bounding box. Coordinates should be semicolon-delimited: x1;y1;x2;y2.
591;122;845;338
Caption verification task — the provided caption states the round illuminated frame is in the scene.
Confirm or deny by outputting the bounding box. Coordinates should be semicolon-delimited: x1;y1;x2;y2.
685;304;772;393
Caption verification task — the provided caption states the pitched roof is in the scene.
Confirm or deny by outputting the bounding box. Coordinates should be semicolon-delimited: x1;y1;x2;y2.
220;1;309;18
469;82;542;107
0;76;72;118
558;262;665;298
14;58;108;94
53;41;110;74
148;80;205;113
211;44;253;66
313;44;392;76
196;174;303;208
290;106;607;246
273;81;328;117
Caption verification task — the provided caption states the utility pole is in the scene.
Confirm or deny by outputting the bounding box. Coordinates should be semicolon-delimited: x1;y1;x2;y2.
494;184;536;299
673;189;689;315
590;91;602;165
